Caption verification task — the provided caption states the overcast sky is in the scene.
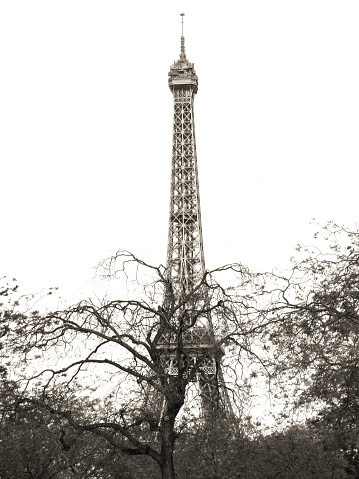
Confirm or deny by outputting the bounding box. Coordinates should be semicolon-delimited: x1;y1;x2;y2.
1;1;358;300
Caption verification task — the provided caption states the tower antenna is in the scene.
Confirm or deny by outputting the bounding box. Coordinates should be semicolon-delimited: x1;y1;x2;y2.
180;13;184;36
180;13;186;58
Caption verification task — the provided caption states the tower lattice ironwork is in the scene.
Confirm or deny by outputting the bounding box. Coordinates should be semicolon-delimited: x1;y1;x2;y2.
166;18;203;296
154;14;233;419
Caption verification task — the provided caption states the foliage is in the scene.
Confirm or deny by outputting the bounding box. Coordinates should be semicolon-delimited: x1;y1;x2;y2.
265;222;359;477
0;373;159;478
0;372;348;479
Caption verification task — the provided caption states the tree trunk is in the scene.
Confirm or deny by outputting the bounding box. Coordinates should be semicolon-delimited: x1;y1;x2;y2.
159;415;176;479
160;457;176;479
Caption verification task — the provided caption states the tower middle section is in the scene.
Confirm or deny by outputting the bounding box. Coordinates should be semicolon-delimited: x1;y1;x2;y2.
167;41;205;297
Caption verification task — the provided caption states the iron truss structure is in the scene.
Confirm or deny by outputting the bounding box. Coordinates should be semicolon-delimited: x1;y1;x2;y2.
166;35;203;295
153;21;234;420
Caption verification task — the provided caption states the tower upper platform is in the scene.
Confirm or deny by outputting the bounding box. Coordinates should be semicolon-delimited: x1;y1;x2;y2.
168;35;198;94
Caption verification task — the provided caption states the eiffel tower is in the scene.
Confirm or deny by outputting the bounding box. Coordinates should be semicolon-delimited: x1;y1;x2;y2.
151;14;234;422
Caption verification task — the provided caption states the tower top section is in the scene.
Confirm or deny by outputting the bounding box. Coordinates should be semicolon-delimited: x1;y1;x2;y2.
168;13;198;94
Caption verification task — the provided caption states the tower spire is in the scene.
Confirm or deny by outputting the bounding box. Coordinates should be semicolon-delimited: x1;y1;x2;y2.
180;13;186;59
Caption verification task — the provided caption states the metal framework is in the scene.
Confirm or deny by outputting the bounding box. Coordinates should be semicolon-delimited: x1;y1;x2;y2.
156;17;233;418
166;34;204;296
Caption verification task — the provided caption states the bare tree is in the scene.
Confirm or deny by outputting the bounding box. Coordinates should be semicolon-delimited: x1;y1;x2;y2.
2;251;268;479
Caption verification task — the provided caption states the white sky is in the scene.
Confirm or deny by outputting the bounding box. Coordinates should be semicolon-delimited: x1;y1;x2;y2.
1;1;359;301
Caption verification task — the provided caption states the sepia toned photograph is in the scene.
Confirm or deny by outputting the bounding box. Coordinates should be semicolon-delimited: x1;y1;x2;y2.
1;2;359;478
